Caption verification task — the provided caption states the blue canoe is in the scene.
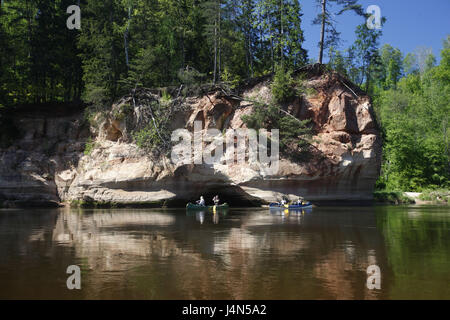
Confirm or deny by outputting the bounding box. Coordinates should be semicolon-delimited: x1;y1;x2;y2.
269;202;313;210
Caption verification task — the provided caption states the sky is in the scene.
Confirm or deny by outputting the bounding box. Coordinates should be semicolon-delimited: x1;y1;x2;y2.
300;0;450;63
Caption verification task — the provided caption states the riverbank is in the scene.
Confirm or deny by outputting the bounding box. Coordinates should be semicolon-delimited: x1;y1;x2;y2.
374;190;450;205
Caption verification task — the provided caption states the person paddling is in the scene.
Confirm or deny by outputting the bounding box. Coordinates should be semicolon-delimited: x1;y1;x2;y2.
212;195;220;205
196;196;205;206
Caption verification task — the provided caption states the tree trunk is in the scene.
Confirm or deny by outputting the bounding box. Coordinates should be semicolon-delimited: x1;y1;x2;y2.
218;3;221;81
124;7;131;68
247;33;253;78
280;0;284;65
271;35;274;73
213;19;217;84
318;0;326;64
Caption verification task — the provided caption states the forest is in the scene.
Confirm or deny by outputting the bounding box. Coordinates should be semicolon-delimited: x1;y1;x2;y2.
0;0;448;192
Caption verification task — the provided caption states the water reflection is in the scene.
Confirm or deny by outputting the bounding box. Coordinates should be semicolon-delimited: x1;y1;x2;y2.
47;207;385;299
375;206;450;299
53;211;179;263
0;205;448;299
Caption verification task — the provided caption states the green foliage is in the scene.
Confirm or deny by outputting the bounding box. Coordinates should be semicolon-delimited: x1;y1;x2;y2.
241;100;312;160
84;86;110;107
328;47;348;76
83;105;108;129
313;0;364;63
373;191;415;204
352;23;383;92
78;0;128;105
418;189;450;204
177;67;205;87
373;41;450;191
131;101;172;155
0;0;82;106
378;44;403;89
221;67;241;88
293;74;317;97
255;0;307;70
112;103;133;121
133;126;164;151
327;32;449;192
376;206;450;298
271;65;295;103
0;0;310;109
161;91;172;104
84;137;96;156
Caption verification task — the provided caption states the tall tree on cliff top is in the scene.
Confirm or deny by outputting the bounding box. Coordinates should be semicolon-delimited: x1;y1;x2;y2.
226;0;258;78
256;0;306;73
0;2;14;107
202;0;223;83
0;0;82;105
351;22;383;92
314;0;364;64
78;0;128;105
285;0;307;68
0;0;34;105
377;44;403;89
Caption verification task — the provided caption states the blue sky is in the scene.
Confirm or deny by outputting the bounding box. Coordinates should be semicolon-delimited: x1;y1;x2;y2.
300;0;450;62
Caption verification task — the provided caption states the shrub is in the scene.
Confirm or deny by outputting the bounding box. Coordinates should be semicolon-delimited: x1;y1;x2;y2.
418;189;450;204
294;74;317;97
177;67;205;86
132;120;171;155
271;65;295;103
221;67;241;89
160;90;172;107
84;137;96;155
112;103;133;121
84;85;110;107
83;106;107;128
241;101;312;161
133;126;163;150
373;191;415;204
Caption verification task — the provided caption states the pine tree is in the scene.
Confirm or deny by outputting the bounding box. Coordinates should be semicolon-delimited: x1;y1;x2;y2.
328;47;347;75
313;0;364;64
255;0;306;73
0;0;82;105
78;0;128;105
352;23;383;92
378;44;403;89
201;0;223;83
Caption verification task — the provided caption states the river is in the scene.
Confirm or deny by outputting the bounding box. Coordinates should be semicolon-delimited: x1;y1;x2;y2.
0;205;449;299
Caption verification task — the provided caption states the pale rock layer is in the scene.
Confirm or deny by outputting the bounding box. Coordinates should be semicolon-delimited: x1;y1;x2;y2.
0;68;381;207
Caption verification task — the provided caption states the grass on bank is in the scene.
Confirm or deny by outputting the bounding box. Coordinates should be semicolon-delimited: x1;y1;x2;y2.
373;191;415;204
418;189;450;204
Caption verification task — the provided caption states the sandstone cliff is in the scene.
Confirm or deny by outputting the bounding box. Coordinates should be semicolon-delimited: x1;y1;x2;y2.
0;65;382;207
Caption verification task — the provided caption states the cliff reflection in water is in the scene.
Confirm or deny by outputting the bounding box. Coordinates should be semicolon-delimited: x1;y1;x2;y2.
49;207;386;299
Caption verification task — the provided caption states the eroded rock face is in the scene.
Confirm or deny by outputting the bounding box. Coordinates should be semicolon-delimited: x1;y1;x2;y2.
0;67;381;207
0;108;88;207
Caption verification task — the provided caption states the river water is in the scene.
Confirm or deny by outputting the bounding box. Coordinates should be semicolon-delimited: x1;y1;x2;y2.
0;205;448;299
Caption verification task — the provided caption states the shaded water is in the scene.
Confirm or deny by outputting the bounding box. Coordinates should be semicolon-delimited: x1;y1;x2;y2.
0;206;449;299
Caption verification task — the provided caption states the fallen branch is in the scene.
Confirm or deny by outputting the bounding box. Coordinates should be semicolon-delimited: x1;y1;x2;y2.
339;79;359;99
218;87;306;125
